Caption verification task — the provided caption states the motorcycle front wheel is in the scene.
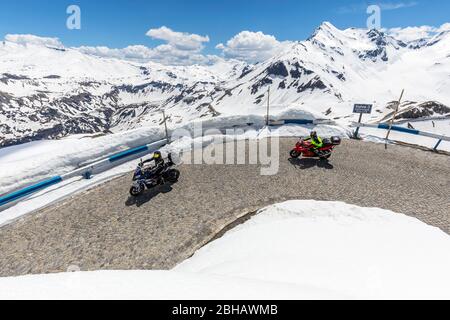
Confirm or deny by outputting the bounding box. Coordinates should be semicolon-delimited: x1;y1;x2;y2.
290;150;301;159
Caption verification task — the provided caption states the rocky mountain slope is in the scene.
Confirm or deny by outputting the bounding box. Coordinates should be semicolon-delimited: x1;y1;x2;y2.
1;22;449;147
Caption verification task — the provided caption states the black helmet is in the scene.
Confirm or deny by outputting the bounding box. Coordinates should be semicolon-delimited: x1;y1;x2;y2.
310;131;318;139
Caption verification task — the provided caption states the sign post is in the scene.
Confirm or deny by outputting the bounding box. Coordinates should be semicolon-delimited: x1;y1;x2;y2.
353;104;373;139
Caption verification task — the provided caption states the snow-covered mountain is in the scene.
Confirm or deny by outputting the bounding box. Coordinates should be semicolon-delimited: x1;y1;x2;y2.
214;22;450;119
1;22;449;147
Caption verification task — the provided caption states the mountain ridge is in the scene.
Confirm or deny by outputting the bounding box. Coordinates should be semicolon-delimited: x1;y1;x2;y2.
1;22;449;147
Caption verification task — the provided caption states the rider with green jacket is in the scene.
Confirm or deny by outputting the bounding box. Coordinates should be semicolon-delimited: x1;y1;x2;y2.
304;131;324;155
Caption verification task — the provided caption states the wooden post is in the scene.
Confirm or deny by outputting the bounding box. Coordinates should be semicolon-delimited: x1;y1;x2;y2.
385;89;404;149
162;110;169;143
266;87;270;126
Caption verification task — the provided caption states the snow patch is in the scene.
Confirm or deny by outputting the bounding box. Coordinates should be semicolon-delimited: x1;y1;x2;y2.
0;200;448;299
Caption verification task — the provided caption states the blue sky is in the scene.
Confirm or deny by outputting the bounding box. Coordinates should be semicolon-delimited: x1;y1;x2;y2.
0;0;449;60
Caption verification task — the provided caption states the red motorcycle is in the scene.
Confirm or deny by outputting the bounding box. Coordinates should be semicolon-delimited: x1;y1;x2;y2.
290;136;341;160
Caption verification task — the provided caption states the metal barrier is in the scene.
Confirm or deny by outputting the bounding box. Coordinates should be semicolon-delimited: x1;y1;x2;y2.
352;122;450;151
270;119;335;126
0;176;63;207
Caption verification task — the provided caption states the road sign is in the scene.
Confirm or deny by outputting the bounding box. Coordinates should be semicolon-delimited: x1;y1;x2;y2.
353;104;373;139
353;104;373;114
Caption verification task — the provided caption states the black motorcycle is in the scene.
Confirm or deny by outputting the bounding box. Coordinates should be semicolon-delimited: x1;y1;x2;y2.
129;153;180;197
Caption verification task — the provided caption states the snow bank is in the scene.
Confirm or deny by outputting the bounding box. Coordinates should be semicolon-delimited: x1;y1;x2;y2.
176;107;332;136
0;111;345;196
177;201;450;299
0;200;448;300
0;127;166;195
360;118;450;152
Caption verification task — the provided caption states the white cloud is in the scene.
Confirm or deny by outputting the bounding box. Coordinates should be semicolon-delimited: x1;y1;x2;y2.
338;1;418;14
77;26;214;66
378;1;419;10
76;45;220;66
77;45;153;61
146;26;209;51
216;31;290;63
386;23;450;42
5;34;64;48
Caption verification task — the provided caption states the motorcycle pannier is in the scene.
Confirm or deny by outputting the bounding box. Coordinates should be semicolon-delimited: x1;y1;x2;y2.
331;136;341;145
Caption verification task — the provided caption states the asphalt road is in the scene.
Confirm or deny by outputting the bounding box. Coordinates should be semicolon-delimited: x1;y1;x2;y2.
0;138;448;277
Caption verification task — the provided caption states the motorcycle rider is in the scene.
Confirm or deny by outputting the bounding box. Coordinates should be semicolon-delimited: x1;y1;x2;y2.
304;131;324;156
141;151;165;183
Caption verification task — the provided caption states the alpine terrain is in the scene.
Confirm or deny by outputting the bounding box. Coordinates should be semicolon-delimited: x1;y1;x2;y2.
1;22;449;147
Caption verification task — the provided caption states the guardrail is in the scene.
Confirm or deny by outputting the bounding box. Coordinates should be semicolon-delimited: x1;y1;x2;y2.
269;119;335;126
0;139;166;208
0;117;333;209
351;122;450;151
0;177;63;207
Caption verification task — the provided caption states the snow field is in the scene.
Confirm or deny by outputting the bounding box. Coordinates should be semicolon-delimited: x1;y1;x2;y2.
0;200;448;300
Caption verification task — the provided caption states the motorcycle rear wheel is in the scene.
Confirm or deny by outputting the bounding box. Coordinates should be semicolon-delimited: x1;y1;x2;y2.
290;150;301;159
166;169;180;183
129;185;144;197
